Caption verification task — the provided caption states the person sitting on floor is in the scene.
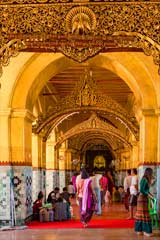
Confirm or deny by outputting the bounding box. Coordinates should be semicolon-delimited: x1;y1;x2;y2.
47;187;60;204
112;186;121;203
39;202;55;222
32;191;44;220
61;187;71;204
54;195;68;221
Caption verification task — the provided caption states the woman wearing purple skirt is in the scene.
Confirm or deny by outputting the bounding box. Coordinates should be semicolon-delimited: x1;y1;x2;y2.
77;168;97;228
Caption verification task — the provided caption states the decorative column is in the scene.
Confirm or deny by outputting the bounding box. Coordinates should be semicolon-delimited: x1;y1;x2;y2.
65;149;72;185
46;131;59;198
0;108;12;225
139;109;158;165
130;141;139;169
42;140;46;193
121;148;130;170
54;146;60;188
0;108;11;164
32;133;44;202
66;149;72;171
156;108;160;217
138;109;158;210
10;109;34;225
58;142;67;191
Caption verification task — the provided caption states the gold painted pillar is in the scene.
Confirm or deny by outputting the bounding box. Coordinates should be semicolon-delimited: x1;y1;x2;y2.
32;133;44;169
0;108;12;222
121;148;130;170
139;109;158;165
130;141;139;168
42;140;46;169
45;132;58;197
139;109;159;212
10;109;34;223
65;149;72;171
65;149;74;185
155;109;160;213
32;133;44;201
46;139;56;170
54;145;59;170
58;142;66;170
10;109;33;165
156;109;160;164
58;142;67;191
0;108;11;164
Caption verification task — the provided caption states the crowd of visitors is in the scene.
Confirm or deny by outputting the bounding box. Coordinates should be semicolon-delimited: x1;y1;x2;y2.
32;166;155;236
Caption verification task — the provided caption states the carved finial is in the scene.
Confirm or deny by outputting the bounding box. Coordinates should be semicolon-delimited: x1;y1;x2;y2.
75;68;97;106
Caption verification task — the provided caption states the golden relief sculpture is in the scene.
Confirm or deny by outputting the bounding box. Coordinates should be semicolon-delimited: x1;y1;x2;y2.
33;68;139;140
76;68;97;106
68;134;118;152
71;14;91;35
55;113;131;148
0;39;25;77
0;2;159;74
66;6;96;35
0;4;158;43
0;0;155;3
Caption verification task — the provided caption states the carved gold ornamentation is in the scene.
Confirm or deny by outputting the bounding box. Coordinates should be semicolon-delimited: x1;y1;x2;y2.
0;3;159;43
0;0;155;3
0;39;25;77
0;0;71;3
59;45;102;63
66;6;96;34
113;32;160;74
0;3;159;74
75;68;97;106
56;113;131;148
68;131;121;151
33;68;139;140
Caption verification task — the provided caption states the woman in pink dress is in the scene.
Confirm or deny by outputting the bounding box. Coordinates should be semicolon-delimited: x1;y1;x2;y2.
71;172;77;194
77;168;97;228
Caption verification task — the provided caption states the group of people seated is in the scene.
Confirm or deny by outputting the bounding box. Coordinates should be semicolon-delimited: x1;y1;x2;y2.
32;187;72;222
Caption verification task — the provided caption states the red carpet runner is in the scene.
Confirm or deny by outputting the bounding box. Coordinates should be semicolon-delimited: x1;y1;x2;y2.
27;219;135;229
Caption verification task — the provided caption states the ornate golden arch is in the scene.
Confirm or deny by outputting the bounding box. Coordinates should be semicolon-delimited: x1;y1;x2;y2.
0;2;159;76
55;113;132;148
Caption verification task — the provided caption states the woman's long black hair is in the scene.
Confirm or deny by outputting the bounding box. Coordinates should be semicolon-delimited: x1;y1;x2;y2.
81;168;89;179
143;167;153;183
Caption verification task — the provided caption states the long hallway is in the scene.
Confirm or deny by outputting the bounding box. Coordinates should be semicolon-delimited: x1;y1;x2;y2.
0;201;159;240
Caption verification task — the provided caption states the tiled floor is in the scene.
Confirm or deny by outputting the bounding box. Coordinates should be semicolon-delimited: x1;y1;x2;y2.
0;200;159;240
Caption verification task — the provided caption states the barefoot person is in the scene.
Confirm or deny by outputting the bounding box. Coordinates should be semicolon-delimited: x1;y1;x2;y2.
134;168;154;237
128;168;138;219
77;168;97;228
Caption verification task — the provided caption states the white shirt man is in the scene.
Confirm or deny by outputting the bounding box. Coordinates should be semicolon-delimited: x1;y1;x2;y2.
123;170;132;193
128;168;138;219
130;175;138;196
123;169;132;211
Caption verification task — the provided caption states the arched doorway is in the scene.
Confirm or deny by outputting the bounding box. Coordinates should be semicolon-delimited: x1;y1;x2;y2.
0;2;159;226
